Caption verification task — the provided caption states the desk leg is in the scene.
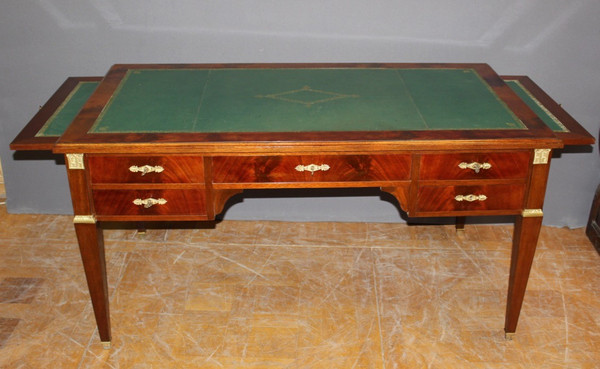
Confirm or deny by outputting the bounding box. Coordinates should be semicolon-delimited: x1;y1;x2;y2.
505;150;551;338
74;222;111;347
66;154;111;348
455;216;466;231
504;214;542;338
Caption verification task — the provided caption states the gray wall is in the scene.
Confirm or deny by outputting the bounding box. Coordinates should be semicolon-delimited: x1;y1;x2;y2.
1;0;598;227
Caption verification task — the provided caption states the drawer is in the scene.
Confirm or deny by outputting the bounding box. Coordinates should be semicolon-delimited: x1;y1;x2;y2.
88;156;204;183
93;189;207;216
416;184;525;213
419;152;530;180
212;155;411;183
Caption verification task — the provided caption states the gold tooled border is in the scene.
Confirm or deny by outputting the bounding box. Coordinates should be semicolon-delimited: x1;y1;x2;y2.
506;79;569;133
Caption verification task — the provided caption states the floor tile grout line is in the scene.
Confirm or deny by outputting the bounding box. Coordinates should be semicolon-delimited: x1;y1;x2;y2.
557;256;570;363
370;248;387;369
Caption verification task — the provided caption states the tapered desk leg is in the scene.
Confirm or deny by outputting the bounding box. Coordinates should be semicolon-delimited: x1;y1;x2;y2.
504;149;552;339
504;214;542;339
65;154;111;348
74;221;111;347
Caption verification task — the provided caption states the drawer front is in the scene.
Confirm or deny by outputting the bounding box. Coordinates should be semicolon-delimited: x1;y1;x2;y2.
419;152;530;180
212;155;411;183
88;156;204;183
93;189;206;216
416;184;525;213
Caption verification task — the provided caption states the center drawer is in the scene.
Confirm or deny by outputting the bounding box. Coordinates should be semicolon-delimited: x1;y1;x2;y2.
88;156;204;183
212;155;411;184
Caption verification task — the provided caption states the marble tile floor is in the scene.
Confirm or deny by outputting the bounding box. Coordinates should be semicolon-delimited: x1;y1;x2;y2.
0;204;599;368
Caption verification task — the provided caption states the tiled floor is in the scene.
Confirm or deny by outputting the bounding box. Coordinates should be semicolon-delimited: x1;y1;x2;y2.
0;204;599;368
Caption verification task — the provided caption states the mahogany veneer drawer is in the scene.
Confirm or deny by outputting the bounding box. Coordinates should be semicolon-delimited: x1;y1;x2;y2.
419;152;530;180
416;184;525;213
93;189;206;216
88;156;204;183
212;155;411;183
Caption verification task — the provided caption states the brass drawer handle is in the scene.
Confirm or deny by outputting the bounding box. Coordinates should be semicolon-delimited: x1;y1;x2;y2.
295;164;330;175
133;198;167;208
455;194;487;202
129;165;164;176
458;162;491;173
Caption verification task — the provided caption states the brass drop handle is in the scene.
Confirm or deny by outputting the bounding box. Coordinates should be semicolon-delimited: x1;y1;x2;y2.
133;198;167;208
295;164;330;175
129;165;164;176
458;161;491;173
455;194;487;202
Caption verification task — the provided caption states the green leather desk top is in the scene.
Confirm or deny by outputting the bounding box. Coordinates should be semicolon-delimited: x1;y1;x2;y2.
37;68;572;137
92;68;524;134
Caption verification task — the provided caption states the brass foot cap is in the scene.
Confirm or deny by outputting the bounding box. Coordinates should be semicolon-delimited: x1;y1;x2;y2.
504;332;515;341
101;341;111;349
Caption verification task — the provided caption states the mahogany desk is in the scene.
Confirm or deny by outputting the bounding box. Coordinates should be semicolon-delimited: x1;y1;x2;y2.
11;63;594;348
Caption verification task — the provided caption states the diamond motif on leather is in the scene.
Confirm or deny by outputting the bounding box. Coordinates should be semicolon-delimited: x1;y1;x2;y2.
256;86;359;107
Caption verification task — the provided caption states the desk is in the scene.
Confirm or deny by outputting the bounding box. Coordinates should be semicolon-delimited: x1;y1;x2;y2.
11;63;594;348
